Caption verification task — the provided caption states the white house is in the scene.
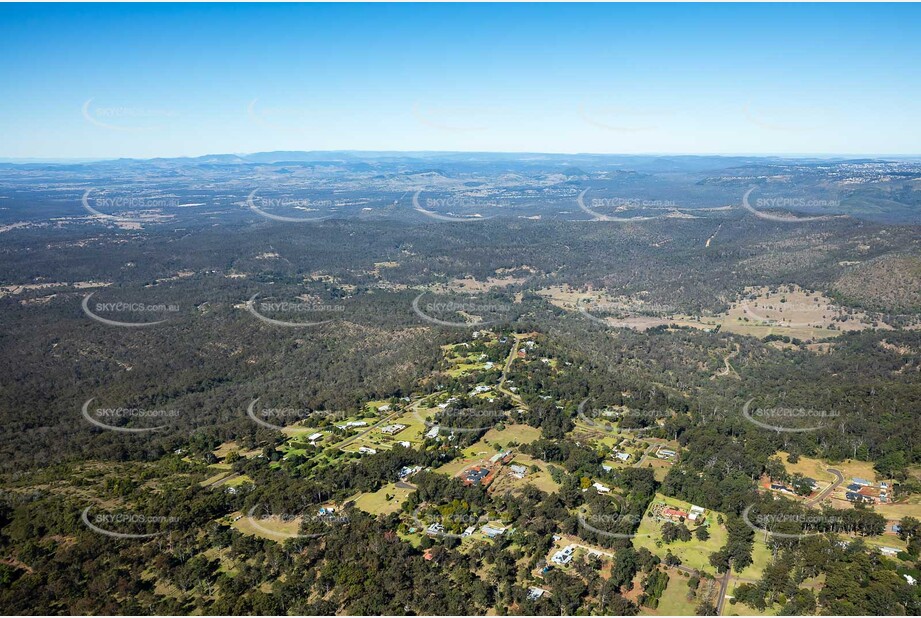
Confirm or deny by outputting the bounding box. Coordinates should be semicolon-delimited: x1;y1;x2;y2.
358;446;377;455
551;545;575;565
593;482;611;494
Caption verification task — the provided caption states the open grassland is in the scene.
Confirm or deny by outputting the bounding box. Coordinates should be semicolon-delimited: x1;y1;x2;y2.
353;483;415;516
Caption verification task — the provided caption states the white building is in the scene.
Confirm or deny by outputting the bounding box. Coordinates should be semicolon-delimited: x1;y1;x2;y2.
380;424;407;435
551;545;575;565
358;446;377;455
593;482;611;494
527;587;547;601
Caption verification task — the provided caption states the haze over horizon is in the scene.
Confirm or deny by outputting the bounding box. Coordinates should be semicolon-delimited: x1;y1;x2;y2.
2;3;920;159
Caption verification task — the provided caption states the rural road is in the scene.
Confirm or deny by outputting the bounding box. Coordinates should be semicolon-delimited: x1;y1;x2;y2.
807;468;844;506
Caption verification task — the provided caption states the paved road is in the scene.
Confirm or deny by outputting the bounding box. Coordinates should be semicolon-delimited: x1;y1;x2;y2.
633;442;662;467
807;468;844;506
716;560;733;615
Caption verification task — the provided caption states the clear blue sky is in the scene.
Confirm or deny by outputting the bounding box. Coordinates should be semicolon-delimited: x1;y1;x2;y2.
1;3;919;158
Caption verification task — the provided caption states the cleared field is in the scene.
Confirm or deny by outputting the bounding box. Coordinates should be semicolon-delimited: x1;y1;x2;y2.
223;474;253;487
489;454;560;494
231;512;303;541
734;534;774;581
777;452;837;483
642;458;673;483
537;283;883;341
721;285;881;339
642;569;699;615
354;483;415;515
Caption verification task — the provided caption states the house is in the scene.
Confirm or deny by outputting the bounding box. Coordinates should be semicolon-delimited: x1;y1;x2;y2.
593;482;611;494
463;467;492;486
425;426;440;439
317;506;335;517
378;404;391;412
662;507;688;521
551;545;575;565
425;522;445;536
852;477;872;487
358;446;377;455
490;450;513;464
614;451;630;462
879;546;900;557
656;448;677;460
472;385;492;394
601;464;613;472
307;432;324;442
905;574;917;586
481;524;506;538
771;483;792;493
527;587;547;601
398;465;422;480
462;525;476;537
397;440;411;448
846;483;863;492
510;464;528;478
688;505;706;523
380;423;407;436
336;420;368;429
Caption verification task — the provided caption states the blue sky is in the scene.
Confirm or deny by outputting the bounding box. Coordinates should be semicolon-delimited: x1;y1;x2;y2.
1;3;919;158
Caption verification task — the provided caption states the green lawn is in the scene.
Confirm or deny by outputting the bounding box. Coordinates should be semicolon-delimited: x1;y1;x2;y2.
633;494;727;573
646;569;697;615
353;483;415;515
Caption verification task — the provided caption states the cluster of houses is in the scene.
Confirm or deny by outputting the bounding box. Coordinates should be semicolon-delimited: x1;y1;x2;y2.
769;477;819;495
424;521;507;539
844;477;890;504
